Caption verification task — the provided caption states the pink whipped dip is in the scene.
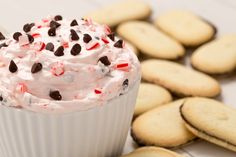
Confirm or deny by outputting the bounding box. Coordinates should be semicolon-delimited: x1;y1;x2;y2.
0;15;140;113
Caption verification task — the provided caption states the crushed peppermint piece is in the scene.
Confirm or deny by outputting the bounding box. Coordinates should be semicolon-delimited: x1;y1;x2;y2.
33;41;45;51
46;42;54;51
86;42;100;50
50;20;61;28
31;62;43;73
19;35;30;46
48;27;56;36
71;43;81;56
107;33;115;41
104;25;112;34
9;60;18;73
54;46;64;56
99;56;111;66
32;33;41;38
70;29;79;41
101;37;109;44
94;89;102;94
70;19;78;26
116;63;129;69
17;83;28;93
0;32;5;40
54;15;63;21
13;32;22;41
114;39;123;48
49;90;62;100
62;42;69;48
51;62;65;76
83;34;92;43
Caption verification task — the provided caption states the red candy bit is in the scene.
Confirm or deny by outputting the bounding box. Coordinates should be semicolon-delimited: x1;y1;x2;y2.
104;25;111;34
37;25;42;29
62;42;69;48
116;63;129;69
17;83;28;93
32;33;41;38
42;18;49;23
86;42;100;50
50;62;65;76
94;89;102;94
33;41;45;51
101;37;109;44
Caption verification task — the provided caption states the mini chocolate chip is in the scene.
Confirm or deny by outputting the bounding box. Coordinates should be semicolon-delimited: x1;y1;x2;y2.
54;15;63;21
27;34;34;43
49;90;62;100
0;43;7;49
0;96;3;101
48;27;56;36
123;79;129;89
0;32;5;40
99;56;111;66
70;19;78;26
71;43;81;56
107;33;115;41
31;62;43;73
54;46;64;56
83;34;92;43
114;39;123;48
50;20;61;28
9;60;18;73
70;29;79;41
95;36;100;40
13;32;22;41
23;23;34;33
46;42;54;51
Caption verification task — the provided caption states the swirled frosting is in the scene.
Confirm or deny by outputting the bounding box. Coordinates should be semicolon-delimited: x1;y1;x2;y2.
0;15;140;113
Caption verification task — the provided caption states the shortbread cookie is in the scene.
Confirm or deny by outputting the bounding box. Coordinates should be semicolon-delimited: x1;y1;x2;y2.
85;0;151;27
117;21;185;59
132;99;196;148
180;97;236;152
121;146;184;157
125;40;139;56
191;35;236;74
134;83;172;117
141;59;221;97
155;10;216;47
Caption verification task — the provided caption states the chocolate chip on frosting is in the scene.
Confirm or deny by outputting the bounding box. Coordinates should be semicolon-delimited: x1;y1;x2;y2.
83;34;92;43
46;42;54;51
27;34;34;43
0;95;3;101
114;39;123;48
54;15;63;21
48;27;56;36
9;60;18;73
0;43;7;49
107;33;115;41
0;32;5;40
70;29;79;41
71;43;81;56
122;79;129;90
13;32;22;41
70;19;78;26
49;90;62;100
54;46;64;56
50;20;61;28
99;56;111;66
31;62;43;73
23;23;35;33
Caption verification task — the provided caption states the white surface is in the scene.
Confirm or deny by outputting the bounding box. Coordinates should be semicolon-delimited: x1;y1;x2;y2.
0;0;236;156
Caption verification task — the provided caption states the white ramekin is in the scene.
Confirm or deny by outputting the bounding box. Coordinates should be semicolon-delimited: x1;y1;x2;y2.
0;79;140;157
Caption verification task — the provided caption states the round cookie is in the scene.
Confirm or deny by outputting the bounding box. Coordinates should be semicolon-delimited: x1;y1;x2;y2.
180;97;236;152
85;0;151;27
134;83;172;117
155;10;216;47
132;99;196;148
141;59;221;97
191;35;236;74
117;21;185;60
121;147;184;157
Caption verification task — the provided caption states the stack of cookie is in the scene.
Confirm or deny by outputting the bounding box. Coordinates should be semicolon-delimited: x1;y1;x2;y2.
85;0;236;156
